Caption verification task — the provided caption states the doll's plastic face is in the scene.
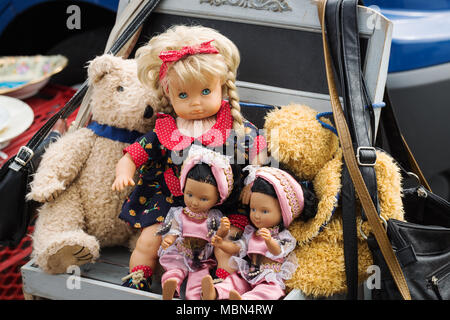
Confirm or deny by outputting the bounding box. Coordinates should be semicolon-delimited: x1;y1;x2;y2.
184;178;219;213
249;192;282;229
167;75;222;120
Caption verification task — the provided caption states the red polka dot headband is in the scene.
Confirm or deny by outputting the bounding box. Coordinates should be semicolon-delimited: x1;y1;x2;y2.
158;40;219;80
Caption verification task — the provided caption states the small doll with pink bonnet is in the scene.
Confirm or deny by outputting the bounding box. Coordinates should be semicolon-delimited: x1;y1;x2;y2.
202;166;316;300
157;145;234;300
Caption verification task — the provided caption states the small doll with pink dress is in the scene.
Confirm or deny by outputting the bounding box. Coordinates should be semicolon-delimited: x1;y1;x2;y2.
111;25;267;291
202;166;316;300
157;145;234;300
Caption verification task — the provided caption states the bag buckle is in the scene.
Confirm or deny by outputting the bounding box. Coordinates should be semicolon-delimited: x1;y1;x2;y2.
356;146;377;167
13;146;34;168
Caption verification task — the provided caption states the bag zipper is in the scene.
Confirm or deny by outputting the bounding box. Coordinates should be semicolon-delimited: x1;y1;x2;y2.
427;262;450;300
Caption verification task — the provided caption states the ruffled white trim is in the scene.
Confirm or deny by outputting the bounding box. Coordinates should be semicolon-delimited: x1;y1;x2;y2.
159;206;184;236
187;144;231;169
230;227;298;289
176;116;216;138
243;165;260;185
158;207;222;273
265;229;296;261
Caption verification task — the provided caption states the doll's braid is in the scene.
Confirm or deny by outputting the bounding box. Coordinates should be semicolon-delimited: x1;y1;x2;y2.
225;71;244;135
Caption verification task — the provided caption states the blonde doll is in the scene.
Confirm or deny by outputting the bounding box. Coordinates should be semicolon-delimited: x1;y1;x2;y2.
112;25;267;291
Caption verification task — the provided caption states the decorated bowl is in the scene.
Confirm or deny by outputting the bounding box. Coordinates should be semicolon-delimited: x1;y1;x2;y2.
0;55;68;99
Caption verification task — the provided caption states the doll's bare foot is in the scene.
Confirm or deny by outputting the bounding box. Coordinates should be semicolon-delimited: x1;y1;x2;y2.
229;290;242;300
201;275;217;300
162;278;178;300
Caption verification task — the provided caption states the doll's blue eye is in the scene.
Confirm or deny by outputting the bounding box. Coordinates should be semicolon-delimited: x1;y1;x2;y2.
187;193;192;197
201;88;211;95
201;198;208;201
251;208;256;212
179;92;188;99
263;210;269;214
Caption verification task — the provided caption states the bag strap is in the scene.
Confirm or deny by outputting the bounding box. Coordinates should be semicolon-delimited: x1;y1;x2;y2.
71;0;158;131
317;0;412;300
9;0;162;172
324;0;358;298
325;0;379;299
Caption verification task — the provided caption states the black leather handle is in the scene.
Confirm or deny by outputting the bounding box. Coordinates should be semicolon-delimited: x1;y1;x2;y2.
324;0;380;299
325;0;379;214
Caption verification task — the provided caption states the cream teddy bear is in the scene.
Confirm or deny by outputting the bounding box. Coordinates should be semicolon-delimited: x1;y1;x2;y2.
27;54;159;274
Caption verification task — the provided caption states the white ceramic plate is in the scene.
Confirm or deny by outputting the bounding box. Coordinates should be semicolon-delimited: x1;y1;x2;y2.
0;104;10;132
0;95;34;145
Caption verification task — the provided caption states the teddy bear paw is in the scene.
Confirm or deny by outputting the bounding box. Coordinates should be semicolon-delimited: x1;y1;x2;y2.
46;245;94;274
27;180;65;203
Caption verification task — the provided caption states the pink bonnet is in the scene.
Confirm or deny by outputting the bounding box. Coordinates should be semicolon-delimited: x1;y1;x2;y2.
179;145;233;205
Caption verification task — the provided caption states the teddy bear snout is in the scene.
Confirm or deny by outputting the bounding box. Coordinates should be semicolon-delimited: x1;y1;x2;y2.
144;105;154;119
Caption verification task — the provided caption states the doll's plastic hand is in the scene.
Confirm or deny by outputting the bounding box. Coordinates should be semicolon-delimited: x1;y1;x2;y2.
111;174;135;191
257;228;272;242
217;217;230;237
239;184;252;205
161;235;177;249
211;235;223;247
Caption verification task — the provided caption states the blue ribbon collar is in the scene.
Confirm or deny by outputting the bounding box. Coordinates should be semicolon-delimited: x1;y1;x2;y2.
87;121;143;144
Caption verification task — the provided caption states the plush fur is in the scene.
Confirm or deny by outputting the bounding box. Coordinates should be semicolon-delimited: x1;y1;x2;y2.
264;104;404;297
27;55;159;274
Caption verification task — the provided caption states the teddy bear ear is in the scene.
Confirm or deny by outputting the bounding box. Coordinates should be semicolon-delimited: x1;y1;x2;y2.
87;54;118;85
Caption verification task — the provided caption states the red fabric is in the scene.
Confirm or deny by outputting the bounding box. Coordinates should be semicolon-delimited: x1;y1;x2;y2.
250;134;267;162
227;214;249;232
123;142;149;168
154;100;232;151
215;268;231;280
164;168;183;197
159;40;219;80
1;84;78;166
0;226;34;300
131;265;153;279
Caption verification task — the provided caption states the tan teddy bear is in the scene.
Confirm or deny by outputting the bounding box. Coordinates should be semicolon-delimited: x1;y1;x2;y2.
264;103;404;298
27;54;160;274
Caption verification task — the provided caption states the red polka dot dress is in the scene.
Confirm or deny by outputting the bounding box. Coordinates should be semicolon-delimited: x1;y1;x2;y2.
118;101;267;229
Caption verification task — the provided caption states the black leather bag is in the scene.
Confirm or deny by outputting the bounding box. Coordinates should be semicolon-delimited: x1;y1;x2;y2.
367;94;450;300
0;0;162;247
322;0;450;300
368;191;450;300
0;92;84;247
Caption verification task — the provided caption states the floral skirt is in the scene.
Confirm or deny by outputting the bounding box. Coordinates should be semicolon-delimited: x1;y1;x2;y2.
119;174;183;229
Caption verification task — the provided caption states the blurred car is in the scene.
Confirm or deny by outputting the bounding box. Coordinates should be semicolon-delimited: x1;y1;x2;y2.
0;0;119;85
365;0;450;200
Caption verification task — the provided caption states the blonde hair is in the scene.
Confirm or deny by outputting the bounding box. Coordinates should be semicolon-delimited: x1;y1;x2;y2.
136;25;244;132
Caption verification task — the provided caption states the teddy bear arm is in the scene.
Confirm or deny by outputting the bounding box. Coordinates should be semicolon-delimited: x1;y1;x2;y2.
27;129;96;202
